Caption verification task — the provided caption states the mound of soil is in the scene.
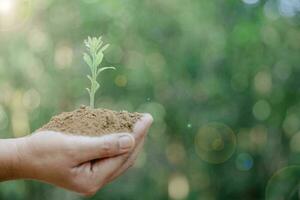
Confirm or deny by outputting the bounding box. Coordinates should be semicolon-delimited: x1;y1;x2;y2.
38;105;142;136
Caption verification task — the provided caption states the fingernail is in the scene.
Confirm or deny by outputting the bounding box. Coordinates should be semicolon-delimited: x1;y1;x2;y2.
119;135;134;150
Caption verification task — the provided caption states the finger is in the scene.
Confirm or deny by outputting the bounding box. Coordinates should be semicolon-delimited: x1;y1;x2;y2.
91;152;131;186
107;138;145;183
69;133;135;163
76;114;153;189
132;113;153;141
107;114;153;182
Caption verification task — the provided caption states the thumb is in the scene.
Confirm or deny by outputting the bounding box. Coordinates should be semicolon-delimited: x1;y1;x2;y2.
69;133;135;163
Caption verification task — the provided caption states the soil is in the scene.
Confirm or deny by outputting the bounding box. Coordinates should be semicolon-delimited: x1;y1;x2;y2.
38;105;142;136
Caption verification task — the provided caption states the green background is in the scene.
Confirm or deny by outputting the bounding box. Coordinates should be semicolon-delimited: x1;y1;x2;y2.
0;0;300;199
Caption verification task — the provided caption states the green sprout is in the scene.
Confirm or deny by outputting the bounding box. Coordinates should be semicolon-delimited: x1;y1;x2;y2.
83;36;115;109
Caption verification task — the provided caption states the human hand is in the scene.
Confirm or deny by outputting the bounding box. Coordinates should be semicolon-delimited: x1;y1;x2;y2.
2;114;152;196
107;114;153;183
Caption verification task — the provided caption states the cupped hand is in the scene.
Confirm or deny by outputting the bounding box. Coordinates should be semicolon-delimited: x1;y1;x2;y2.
14;114;153;196
107;113;153;183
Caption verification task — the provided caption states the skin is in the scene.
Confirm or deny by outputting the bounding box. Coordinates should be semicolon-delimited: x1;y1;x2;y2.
0;114;153;196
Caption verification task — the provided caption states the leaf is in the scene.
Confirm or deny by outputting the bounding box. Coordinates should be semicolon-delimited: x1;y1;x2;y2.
95;82;100;91
95;52;104;67
100;44;110;52
84;40;89;49
83;53;93;70
97;41;103;51
97;67;116;75
86;88;91;95
87;75;93;83
88;36;92;44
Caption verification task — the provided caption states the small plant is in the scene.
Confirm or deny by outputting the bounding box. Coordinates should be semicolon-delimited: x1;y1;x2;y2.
83;36;115;108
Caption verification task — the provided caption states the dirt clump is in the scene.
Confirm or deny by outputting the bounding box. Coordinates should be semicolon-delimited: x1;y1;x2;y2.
38;105;142;136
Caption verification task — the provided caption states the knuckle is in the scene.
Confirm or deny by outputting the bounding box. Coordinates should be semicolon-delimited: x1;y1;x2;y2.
101;139;115;155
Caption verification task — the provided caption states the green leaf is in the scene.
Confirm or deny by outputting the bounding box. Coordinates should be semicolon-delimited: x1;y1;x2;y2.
86;88;91;95
95;52;104;67
97;41;103;51
87;75;93;83
100;44;110;52
95;82;100;91
83;53;93;70
97;67;116;75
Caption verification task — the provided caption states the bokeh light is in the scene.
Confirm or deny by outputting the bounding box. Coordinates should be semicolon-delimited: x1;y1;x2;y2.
235;153;254;171
249;125;268;153
54;43;73;69
252;100;271;121
254;71;272;95
168;174;189;200
166;142;186;165
195;123;236;164
0;0;32;31
266;166;300;200
114;74;128;87
22;89;40;110
10;91;30;137
283;113;300;137
27;28;50;53
0;105;8;130
0;0;14;15
289;132;300;153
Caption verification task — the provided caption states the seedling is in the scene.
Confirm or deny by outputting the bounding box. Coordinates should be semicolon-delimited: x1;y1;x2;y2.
83;36;115;108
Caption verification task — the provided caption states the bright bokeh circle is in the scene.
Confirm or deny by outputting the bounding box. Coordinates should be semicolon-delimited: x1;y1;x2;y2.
195;123;236;164
0;0;32;31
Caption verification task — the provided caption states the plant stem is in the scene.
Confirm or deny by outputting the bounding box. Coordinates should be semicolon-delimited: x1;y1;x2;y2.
83;36;115;109
90;92;94;109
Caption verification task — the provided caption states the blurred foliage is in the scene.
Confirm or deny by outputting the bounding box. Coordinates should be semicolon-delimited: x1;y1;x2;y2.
0;0;300;199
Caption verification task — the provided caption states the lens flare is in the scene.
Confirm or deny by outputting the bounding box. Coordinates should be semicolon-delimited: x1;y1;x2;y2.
195;123;236;164
0;0;32;31
266;166;300;200
0;0;15;15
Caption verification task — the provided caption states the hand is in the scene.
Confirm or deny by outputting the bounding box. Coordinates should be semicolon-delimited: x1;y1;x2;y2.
0;114;153;196
107;114;153;183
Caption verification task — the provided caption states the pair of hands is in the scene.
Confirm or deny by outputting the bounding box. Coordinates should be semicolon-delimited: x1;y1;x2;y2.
0;114;153;196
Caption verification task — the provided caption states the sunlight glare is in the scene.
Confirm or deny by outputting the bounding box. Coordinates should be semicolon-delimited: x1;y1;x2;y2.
0;0;15;15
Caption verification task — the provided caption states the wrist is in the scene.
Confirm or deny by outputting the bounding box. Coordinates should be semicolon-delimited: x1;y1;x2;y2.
0;137;25;181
